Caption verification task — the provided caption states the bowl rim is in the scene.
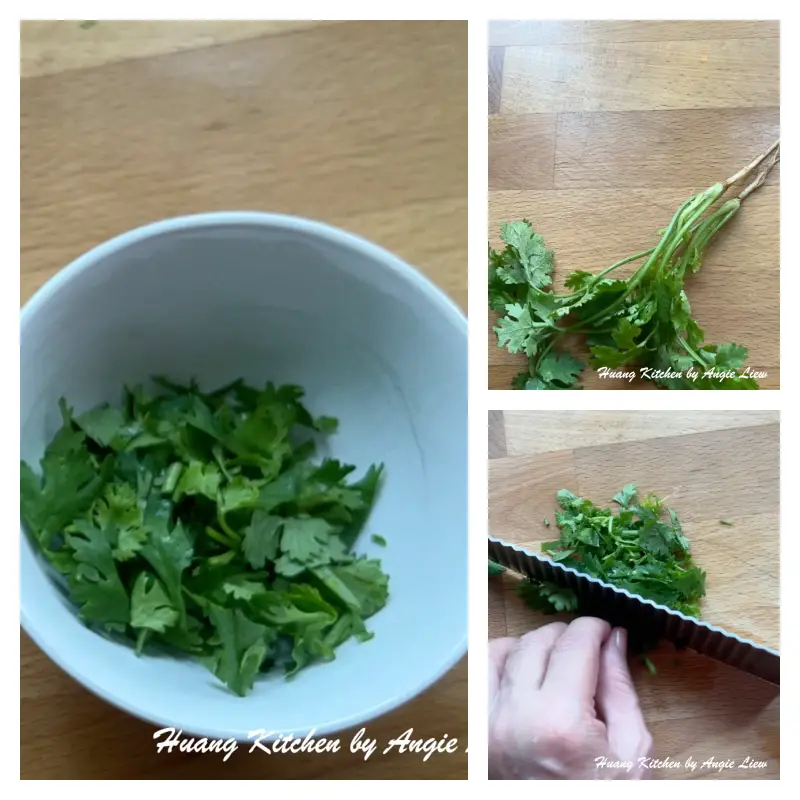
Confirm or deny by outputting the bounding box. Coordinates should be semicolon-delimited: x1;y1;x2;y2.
21;210;468;334
20;210;468;741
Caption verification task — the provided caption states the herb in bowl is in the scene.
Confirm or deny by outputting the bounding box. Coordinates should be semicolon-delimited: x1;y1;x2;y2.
20;377;388;697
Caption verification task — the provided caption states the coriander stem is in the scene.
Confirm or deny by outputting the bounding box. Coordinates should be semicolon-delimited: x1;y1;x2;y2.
561;192;708;331
215;508;242;543
531;334;558;372
162;462;183;495
677;335;708;368
559;248;655;301
204;525;236;548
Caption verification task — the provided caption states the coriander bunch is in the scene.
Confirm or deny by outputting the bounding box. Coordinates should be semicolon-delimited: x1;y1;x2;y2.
489;140;780;389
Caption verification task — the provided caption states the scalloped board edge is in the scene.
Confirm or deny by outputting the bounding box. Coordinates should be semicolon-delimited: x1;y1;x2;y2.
488;536;779;686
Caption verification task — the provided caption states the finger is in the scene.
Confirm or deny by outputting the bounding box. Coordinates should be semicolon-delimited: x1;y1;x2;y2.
488;637;519;708
541;616;611;703
596;628;653;762
502;622;568;691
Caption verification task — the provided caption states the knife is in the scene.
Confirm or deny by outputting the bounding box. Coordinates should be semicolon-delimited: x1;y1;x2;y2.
489;536;780;686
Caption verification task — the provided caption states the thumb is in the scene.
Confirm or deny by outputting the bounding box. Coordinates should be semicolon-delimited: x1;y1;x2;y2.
596;628;653;763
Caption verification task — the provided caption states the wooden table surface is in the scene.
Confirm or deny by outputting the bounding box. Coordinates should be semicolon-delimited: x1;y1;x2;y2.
20;20;467;780
488;410;780;779
487;21;780;390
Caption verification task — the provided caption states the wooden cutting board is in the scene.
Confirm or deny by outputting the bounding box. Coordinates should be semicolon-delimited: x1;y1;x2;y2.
488;20;780;390
489;410;780;779
20;20;467;780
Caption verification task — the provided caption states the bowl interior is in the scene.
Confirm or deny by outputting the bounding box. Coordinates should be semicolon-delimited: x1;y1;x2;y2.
20;214;467;739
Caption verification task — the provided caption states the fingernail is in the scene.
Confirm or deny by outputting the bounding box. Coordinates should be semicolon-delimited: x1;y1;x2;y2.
614;627;627;652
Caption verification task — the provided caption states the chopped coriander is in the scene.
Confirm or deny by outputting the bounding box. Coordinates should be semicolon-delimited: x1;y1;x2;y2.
516;485;706;618
719;520;734;527
489;561;505;577
20;377;388;696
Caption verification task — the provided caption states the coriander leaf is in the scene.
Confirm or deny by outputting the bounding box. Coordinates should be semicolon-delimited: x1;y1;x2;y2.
495;303;544;358
65;520;130;630
91;482;150;561
130;572;179;634
500;221;554;289
273;554;307;578
252;584;337;630
242;511;284;569
140;519;193;626
540;582;579;612
74;405;129;450
713;343;749;370
313;416;338;434
322;612;373;650
220;574;269;601
545;549;574;562
20;432;111;548
250;584;339;677
528;289;570;320
612;484;638;509
219;476;261;513
489;561;505;577
516;580;578;614
280;517;334;563
639;524;671;557
338;464;384;550
258;469;303;513
588;344;641;370
536;351;584;388
227;399;292;468
311;557;389;618
176;460;221;500
564;270;595;291
159;612;206;654
205;605;275;696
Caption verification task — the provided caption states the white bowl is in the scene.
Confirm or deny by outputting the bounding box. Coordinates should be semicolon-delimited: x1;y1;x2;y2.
20;212;467;741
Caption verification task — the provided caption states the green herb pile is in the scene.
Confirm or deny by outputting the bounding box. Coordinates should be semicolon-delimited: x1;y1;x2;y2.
491;486;706;618
489;140;779;389
20;377;388;697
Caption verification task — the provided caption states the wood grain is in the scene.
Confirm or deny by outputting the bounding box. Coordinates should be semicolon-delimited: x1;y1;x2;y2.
488;411;780;779
488;20;780;47
19;20;346;78
554;109;780;189
20;20;467;780
503;410;780;456
488;20;780;390
488;114;557;189
501;39;779;114
21;21;467;312
488;410;507;459
488;47;504;114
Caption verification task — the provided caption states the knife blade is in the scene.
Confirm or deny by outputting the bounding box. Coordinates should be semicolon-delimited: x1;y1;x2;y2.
489;536;779;686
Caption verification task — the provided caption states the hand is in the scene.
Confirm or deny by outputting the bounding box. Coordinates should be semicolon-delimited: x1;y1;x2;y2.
488;617;653;779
